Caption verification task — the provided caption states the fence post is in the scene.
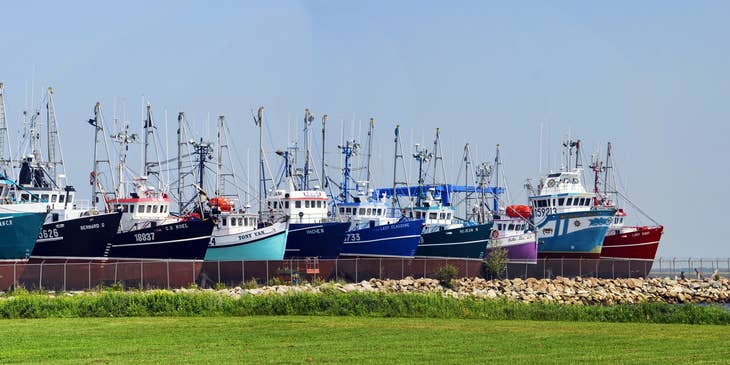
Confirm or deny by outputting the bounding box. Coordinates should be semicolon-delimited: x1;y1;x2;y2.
217;261;221;284
166;261;170;289
579;259;582;278
355;258;358;282
88;262;92;290
266;260;269;284
63;262;67;291
140;261;144;290
560;258;564;278
335;259;338;282
423;259;426;278
466;260;469;278
192;261;196;286
401;258;404;279
13;262;16;289
114;262;118;283
242;260;245;284
379;258;383;280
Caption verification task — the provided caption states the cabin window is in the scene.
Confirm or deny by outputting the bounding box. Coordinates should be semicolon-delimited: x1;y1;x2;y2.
565;198;573;206
377;209;383;216
359;208;366;215
572;199;579;206
314;201;320;208
339;207;345;214
68;195;74;203
284;201;289;209
429;212;437;219
558;198;564;206
222;218;227;226
498;224;504;230
508;224;515;231
122;205;129;213
146;205;152;213
31;194;39;202
51;195;57;203
366;208;372;215
538;200;547;208
238;218;243;226
291;201;299;209
21;193;29;202
40;194;48;202
304;200;310;208
579;198;586;206
231;218;237;226
130;205;135;213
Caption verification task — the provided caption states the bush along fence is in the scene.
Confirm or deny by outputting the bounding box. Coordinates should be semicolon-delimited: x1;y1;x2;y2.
0;257;728;292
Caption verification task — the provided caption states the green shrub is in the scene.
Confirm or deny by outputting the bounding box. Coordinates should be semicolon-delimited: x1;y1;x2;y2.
483;245;508;279
243;278;258;289
268;277;285;286
213;282;227;290
435;264;459;288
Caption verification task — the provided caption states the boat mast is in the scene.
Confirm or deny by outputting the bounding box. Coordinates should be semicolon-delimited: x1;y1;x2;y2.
110;122;138;198
256;106;264;216
493;144;501;212
302;109;313;190
413;142;432;206
177;112;185;213
391;125;412;211
216;115;224;196
338;139;359;203
475;162;492;223
365;118;374;194
462;143;473;219
46;86;63;182
603;142;615;200
89;102;102;206
0;83;11;176
143;103;161;189
321;114;327;189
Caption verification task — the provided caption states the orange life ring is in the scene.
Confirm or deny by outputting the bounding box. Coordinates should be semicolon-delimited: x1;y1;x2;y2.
491;230;499;239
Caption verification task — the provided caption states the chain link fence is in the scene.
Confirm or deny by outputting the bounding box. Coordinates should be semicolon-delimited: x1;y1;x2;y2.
1;257;728;291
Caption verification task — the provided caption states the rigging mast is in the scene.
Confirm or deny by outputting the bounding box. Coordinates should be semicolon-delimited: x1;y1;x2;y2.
391;125;412;211
0;83;11;176
255;106;265;216
413;142;432;206
493;144;501;212
45;86;64;182
143;103;161;189
177;112;185;213
321;114;327;189
88;102;121;211
302;109;314;190
365;118;374;193
461;143;473;220
475;162;493;224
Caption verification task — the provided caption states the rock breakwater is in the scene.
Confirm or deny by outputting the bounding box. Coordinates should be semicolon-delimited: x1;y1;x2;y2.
203;277;730;305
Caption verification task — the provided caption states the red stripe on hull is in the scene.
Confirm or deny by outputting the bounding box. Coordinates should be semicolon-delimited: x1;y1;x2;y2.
601;226;663;260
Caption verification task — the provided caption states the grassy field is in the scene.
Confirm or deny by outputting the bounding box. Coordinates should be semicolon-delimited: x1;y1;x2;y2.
1;316;729;364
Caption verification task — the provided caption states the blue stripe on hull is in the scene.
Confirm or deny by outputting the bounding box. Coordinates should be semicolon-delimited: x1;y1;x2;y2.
205;229;288;261
536;210;614;258
340;220;423;258
285;222;349;259
0;212;47;260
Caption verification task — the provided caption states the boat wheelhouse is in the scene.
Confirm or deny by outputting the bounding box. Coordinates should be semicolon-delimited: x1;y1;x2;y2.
486;215;538;264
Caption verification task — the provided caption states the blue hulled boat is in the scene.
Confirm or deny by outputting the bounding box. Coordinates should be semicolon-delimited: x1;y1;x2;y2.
527;139;615;259
0;211;47;260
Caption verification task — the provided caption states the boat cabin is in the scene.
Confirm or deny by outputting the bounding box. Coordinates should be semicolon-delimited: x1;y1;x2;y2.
267;189;330;224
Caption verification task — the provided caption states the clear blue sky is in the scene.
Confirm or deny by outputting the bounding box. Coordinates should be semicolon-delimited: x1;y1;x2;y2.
2;1;728;257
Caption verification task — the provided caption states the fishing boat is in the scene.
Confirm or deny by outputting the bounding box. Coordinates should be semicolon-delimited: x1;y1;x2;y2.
91;103;213;260
590;142;663;276
487;214;538;264
265;109;347;258
332;119;423;258
198;113;287;261
527;139;615;259
0;177;47;260
410;129;492;260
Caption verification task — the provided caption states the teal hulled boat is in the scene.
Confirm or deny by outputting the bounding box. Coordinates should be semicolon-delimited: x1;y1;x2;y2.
0;211;47;260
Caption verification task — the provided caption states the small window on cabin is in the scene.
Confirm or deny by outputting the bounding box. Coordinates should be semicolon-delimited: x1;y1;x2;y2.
222;218;227;226
498;224;503;230
146;205;152;213
238;218;243;226
58;195;65;203
121;205;128;213
130;205;135;213
508;224;515;231
231;218;237;226
429;212;437;219
21;193;29;202
294;201;301;209
68;195;74;203
377;209;383;216
572;199;579;206
40;194;49;202
304;201;310;208
359;208;366;215
153;205;158;213
565;198;572;206
314;201;319;208
51;195;57;203
339;208;344;214
31;194;39;202
537;200;546;208
556;198;563;206
366;208;372;215
580;198;586;206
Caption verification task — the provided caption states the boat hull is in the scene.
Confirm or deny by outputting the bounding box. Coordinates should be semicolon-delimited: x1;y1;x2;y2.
0;212;47;260
486;233;538;264
206;222;288;261
284;222;349;259
109;219;214;260
601;226;663;261
339;219;423;258
30;212;123;259
416;223;492;260
536;210;614;259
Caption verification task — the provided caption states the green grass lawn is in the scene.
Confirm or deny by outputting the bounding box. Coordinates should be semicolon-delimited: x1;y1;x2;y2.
1;316;728;364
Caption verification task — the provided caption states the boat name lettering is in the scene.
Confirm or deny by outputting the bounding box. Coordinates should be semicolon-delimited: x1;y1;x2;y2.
459;228;474;234
0;218;12;227
174;223;189;230
79;223;100;231
238;229;269;241
306;228;324;235
134;232;155;242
